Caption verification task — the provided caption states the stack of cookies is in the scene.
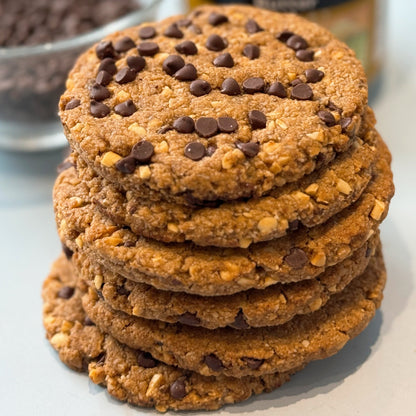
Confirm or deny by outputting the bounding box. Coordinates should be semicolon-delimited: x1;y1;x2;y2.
42;5;394;412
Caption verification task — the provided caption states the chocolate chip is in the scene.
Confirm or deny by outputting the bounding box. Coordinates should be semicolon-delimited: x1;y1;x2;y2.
284;248;308;268
114;100;136;117
177;18;192;28
208;12;228;26
62;243;73;259
213;52;234;67
65;99;80;110
57;160;75;174
174;63;197;81
328;101;342;113
170;378;187;399
288;219;300;231
115;67;136;84
127;55;146;72
206;34;226;51
230;310;249;329
190;79;211;97
221;78;240;95
175;40;198;55
276;30;294;42
195;117;218;138
267;82;286;98
248;110;267;129
164;23;183;38
296;49;314;62
305;68;324;83
84;316;94;326
90;83;110;101
162;55;185;75
90;101;110;118
340;117;352;132
245;19;263;33
57;286;74;299
116;286;131;296
139;26;156;39
242;357;264;370
96;41;115;59
218;117;238;133
317;110;336;127
242;77;265;94
177;312;201;326
131;140;154;163
188;24;202;34
158;125;173;134
137;41;159;56
365;246;373;257
236;141;260;157
286;35;308;51
115;155;137;174
98;58;117;75
95;352;106;365
137;350;157;368
204;354;224;371
206;145;217;157
291;83;313;100
96;70;112;86
290;78;303;87
184;142;206;161
243;44;260;60
114;36;135;53
173;116;195;133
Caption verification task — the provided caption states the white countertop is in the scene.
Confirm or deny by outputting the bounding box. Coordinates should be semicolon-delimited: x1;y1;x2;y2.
1;1;415;415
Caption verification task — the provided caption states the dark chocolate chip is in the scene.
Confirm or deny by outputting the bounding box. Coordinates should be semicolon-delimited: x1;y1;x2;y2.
317;110;336;127
137;41;159;56
242;357;264;370
175;40;198;55
84;317;94;326
208;12;228;26
137;350;157;368
177;18;192;28
131;140;154;163
65;99;80;110
170;378;187;399
114;36;135;53
340;117;352;132
365;246;373;257
221;78;240;95
116;286;131;297
218;117;238;133
96;290;104;299
158;125;173;134
236;141;260;157
242;77;265;94
177;312;201;326
184;142;206;161
305;68;324;83
243;44;260;60
248;110;267;129
328;101;342;113
174;63;197;81
115;67;137;84
296;49;314;62
213;52;234;67
286;35;308;51
276;30;294;42
195;117;218;138
62;243;73;259
115;155;137;174
96;41;115;59
284;248;308;269
204;354;224;371
127;55;146;72
114;100;137;117
57;160;75;174
95;352;106;365
188;24;202;34
290;78;303;87
173;116;195;133
230;310;249;329
206;34;226;51
90;101;110;118
267;82;286;98
190;79;212;97
164;23;183;38
96;70;112;86
291;83;313;100
288;219;300;231
245;19;263;34
98;58;117;75
57;286;74;300
139;26;156;40
90;83;110;101
206;145;217;157
162;55;185;75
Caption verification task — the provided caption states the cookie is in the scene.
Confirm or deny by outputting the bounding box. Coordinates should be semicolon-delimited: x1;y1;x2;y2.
74;232;379;329
82;248;386;378
54;138;393;295
73;119;377;247
59;4;368;204
42;255;296;411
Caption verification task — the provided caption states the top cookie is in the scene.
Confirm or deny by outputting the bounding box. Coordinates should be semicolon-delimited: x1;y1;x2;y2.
60;5;368;203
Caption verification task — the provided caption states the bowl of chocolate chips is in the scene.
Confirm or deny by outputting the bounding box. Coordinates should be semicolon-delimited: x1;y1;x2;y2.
0;0;161;151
